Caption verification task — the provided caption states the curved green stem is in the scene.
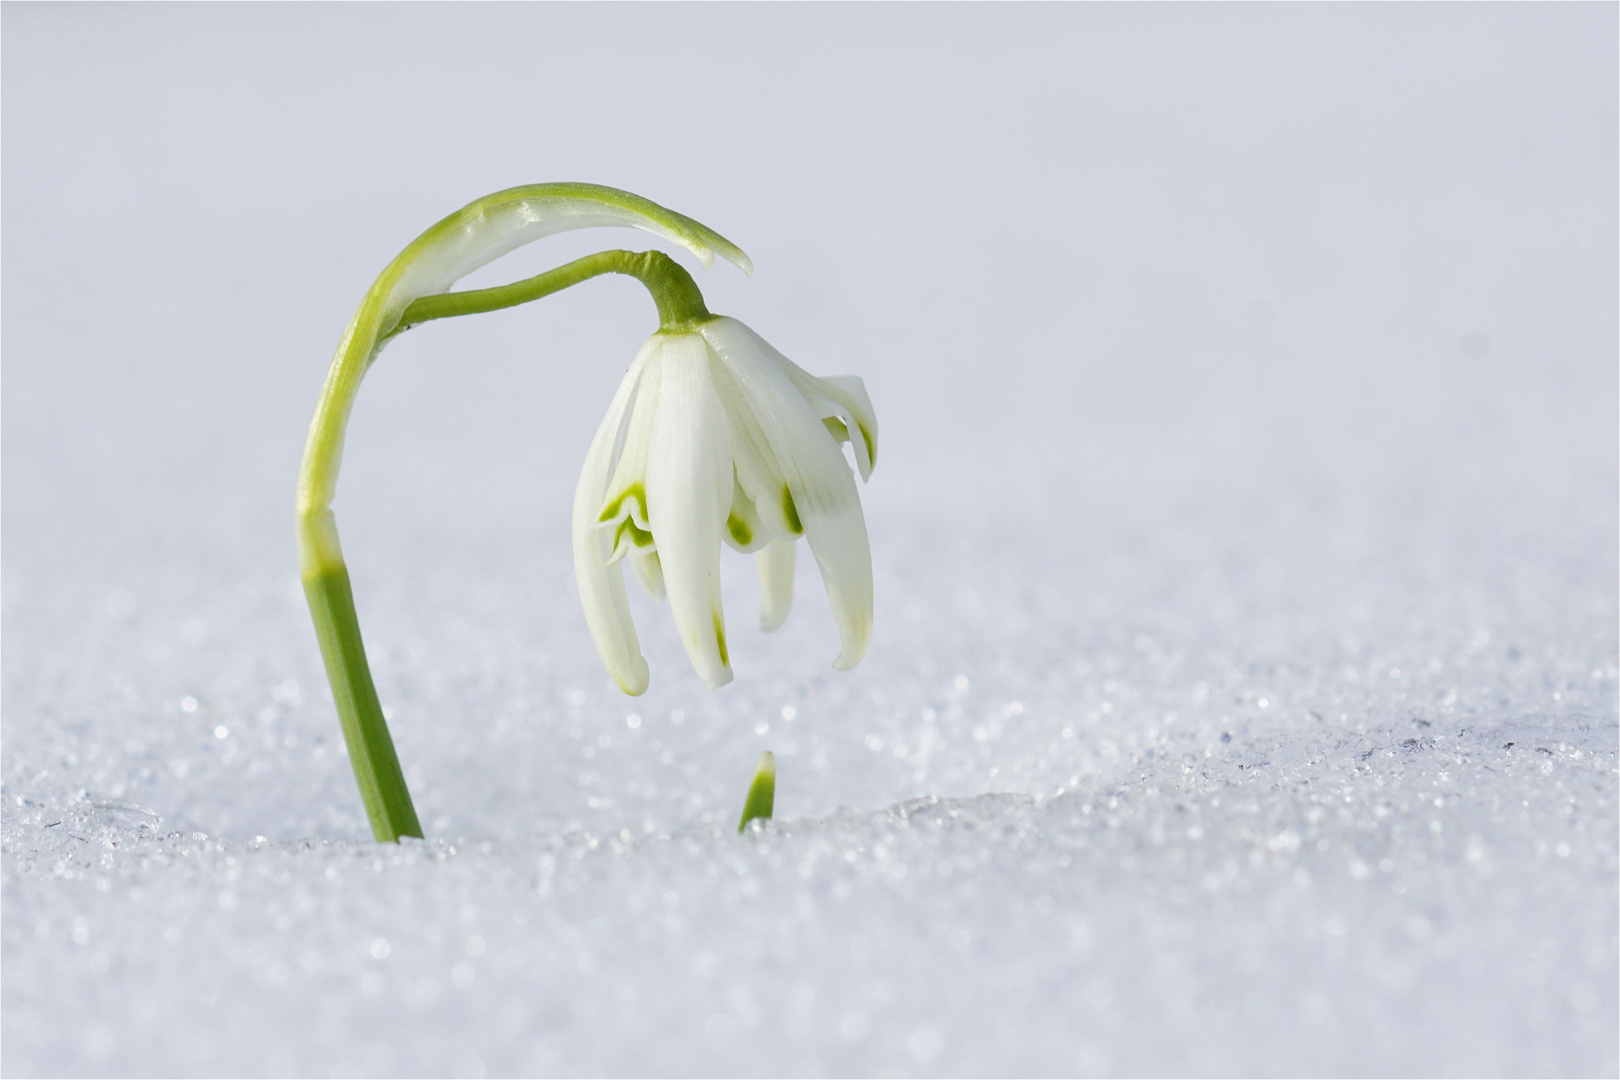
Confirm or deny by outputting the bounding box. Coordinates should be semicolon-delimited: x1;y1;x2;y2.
393;249;710;336
298;184;746;843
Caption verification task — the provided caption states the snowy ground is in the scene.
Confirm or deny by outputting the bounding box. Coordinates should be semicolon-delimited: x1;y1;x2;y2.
4;6;1616;1077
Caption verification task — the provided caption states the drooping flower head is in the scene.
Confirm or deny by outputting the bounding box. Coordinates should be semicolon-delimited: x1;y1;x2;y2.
574;317;877;694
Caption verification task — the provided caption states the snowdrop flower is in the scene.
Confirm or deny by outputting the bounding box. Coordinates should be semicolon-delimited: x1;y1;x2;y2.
300;182;872;839
574;316;877;694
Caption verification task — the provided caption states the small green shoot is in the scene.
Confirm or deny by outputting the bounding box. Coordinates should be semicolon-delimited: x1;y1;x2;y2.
737;751;776;832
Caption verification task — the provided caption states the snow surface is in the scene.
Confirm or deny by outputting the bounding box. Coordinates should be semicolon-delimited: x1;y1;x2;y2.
4;6;1616;1077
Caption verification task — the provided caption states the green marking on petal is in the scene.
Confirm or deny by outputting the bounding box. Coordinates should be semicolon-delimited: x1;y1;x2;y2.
614;518;655;551
599;482;647;525
727;513;753;547
782;485;803;535
859;424;876;469
714;612;729;667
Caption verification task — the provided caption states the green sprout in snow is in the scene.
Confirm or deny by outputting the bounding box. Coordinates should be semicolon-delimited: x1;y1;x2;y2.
297;184;878;842
737;752;777;832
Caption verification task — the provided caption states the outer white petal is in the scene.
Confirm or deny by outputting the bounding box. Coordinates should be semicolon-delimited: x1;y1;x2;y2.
699;317;873;670
645;334;735;689
756;539;796;632
779;365;879;482
571;337;659;696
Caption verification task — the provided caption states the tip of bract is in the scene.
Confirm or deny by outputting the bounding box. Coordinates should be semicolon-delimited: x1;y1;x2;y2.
701;240;753;276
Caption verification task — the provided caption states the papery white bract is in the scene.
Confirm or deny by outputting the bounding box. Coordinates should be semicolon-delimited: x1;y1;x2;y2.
573;316;877;694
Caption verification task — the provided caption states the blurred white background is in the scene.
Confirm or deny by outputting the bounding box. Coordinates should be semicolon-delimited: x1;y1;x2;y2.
6;3;1611;603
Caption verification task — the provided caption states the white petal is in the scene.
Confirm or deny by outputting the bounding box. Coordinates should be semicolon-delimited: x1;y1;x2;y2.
628;549;666;600
723;477;771;554
780;366;879;482
599;347;663;564
645;333;735;689
699;318;872;670
572;338;660;695
756;540;796;632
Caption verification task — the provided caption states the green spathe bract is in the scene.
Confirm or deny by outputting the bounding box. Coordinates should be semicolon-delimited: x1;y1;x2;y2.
298;184;750;843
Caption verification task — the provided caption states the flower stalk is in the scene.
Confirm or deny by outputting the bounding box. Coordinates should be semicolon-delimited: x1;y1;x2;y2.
394;248;711;336
302;563;421;840
299;184;749;842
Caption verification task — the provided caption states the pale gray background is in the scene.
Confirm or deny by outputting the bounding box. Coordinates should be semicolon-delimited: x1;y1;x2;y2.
4;5;1616;1077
